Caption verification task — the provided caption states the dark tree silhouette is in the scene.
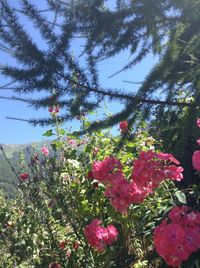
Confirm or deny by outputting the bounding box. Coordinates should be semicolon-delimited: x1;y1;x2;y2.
1;0;200;186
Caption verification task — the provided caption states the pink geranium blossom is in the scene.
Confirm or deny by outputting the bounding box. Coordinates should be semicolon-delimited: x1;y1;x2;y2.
105;175;132;213
192;150;200;170
154;206;200;267
67;138;77;147
132;151;183;191
92;156;123;183
91;151;183;213
84;219;118;252
41;146;49;156
106;225;119;245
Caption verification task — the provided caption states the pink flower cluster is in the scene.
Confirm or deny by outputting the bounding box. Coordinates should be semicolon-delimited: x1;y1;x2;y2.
67;138;77;147
84;219;118;252
192;118;200;171
48;105;60;115
91;152;183;213
41;146;49;156
105;172;135;213
192;150;200;171
154;206;200;267
132;151;183;192
92;156;123;183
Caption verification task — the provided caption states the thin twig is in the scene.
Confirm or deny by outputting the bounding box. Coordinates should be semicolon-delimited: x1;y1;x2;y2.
13;7;53;13
0;95;30;102
6;116;30;122
0;81;16;90
123;80;143;85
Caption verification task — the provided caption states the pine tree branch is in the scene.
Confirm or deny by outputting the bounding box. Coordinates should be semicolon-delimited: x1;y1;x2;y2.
0;95;30;102
0;42;15;54
13;7;63;28
0;0;45;65
0;87;19;90
6;116;30;122
13;7;53;13
0;80;16;89
61;73;195;107
50;9;58;31
108;45;151;79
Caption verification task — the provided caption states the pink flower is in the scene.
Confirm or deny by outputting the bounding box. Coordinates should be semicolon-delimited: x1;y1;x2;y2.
67;139;77;147
153;206;200;267
140;150;155;161
105;175;133;213
183;211;200;227
164;223;185;245
129;181;152;204
119;121;128;133
197;139;200;146
132;151;183;192
48;263;61;268
164;165;184;181
184;226;200;252
48;107;54;113
106;225;118;245
84;219;118;251
197;118;200;127
55;105;60;113
92;156;123;183
164;255;184;267
41;146;49;156
192;150;200;170
48;105;60;115
156;152;180;165
20;172;29;181
154;222;187;267
168;206;188;223
91;150;183;213
84;219;108;252
66;249;71;258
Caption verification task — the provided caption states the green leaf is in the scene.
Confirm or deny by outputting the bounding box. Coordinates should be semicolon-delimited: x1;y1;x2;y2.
175;191;187;204
51;140;63;150
42;129;54;137
58;128;66;136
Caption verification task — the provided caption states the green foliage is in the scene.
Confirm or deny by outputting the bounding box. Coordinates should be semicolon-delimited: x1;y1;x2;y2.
0;120;197;268
43;130;54;137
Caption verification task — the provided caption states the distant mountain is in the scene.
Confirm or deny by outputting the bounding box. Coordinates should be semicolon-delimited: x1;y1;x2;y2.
0;141;51;199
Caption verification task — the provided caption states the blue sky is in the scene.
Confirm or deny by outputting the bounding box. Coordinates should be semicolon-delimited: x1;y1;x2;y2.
0;1;158;144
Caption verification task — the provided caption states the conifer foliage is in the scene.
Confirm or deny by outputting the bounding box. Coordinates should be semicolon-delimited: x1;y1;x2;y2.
1;0;200;184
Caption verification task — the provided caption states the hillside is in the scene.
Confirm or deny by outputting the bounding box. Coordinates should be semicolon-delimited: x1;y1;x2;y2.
0;141;51;199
